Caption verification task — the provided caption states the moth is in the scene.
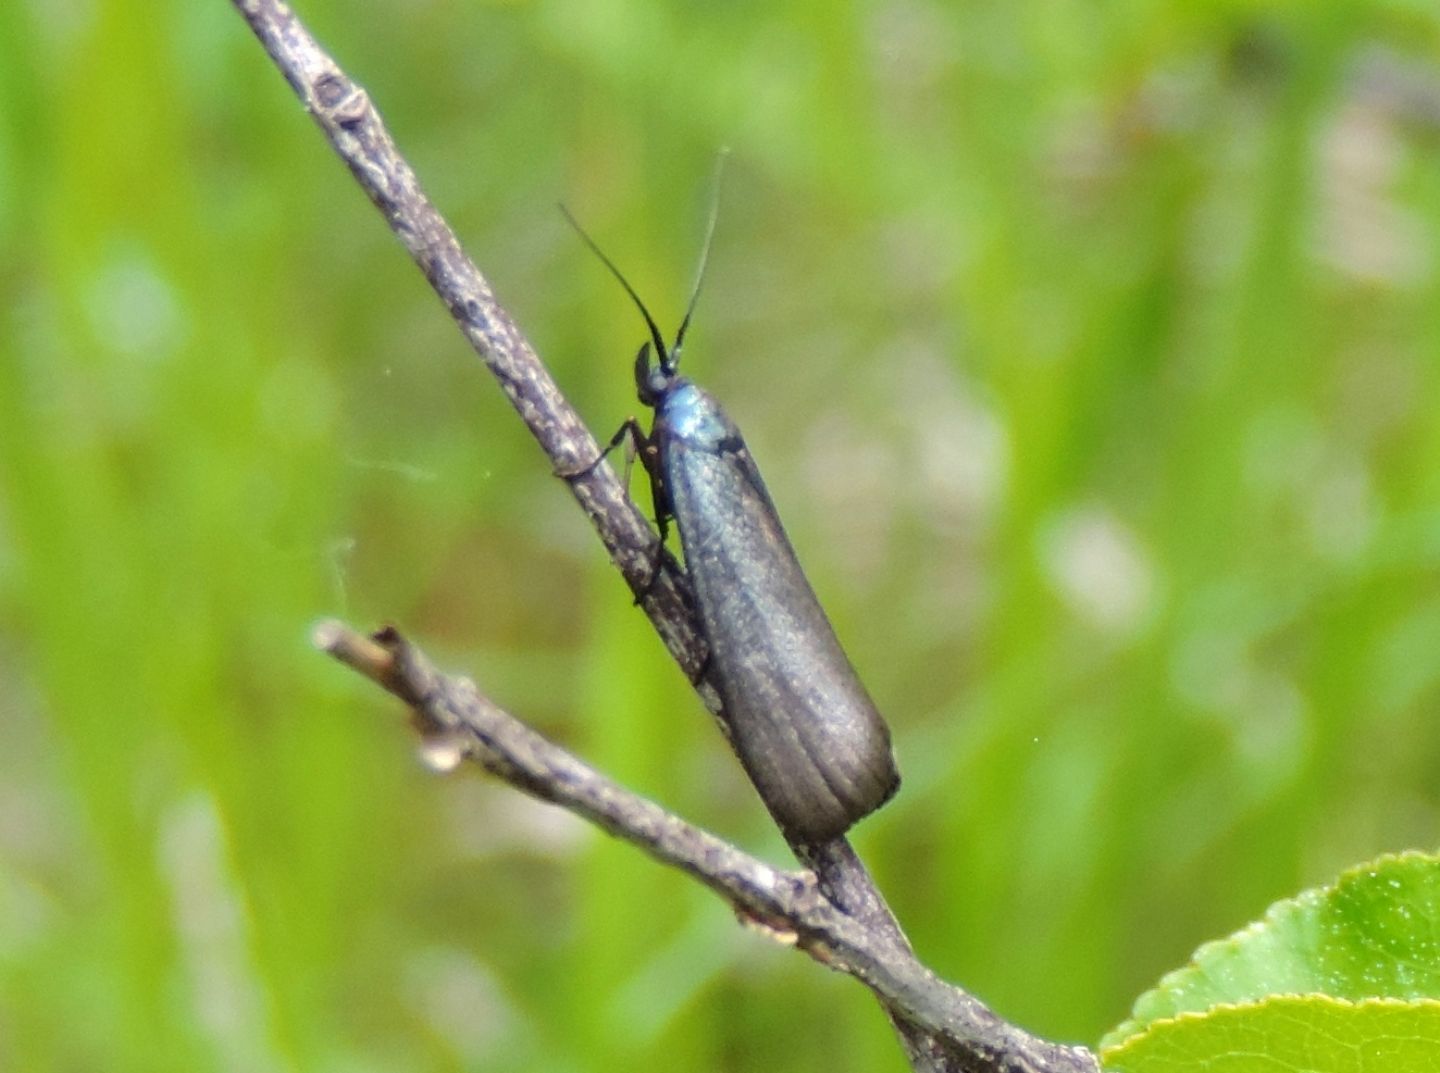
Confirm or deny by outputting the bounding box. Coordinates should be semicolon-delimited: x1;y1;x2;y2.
565;194;900;843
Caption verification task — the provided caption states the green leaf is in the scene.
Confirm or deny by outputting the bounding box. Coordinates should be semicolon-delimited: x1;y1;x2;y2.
1102;996;1440;1073
1102;852;1440;1055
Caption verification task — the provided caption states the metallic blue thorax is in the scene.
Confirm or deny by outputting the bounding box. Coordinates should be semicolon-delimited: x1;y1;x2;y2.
656;378;735;451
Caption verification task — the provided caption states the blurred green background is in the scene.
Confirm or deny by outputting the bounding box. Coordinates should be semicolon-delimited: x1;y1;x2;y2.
3;0;1440;1070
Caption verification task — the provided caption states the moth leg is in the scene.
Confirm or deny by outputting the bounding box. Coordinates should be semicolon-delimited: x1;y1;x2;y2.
554;420;670;603
554;418;649;482
631;438;674;605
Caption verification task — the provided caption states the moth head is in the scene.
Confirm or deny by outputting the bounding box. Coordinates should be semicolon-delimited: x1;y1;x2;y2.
634;342;676;408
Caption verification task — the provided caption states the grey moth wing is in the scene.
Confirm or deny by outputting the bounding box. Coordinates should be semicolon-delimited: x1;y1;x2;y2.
659;386;900;842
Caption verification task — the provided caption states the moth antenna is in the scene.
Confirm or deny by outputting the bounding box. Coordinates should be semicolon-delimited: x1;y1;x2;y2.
673;148;728;366
560;203;670;368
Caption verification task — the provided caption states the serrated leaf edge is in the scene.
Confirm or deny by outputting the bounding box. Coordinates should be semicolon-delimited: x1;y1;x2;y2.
1102;850;1440;1048
1100;992;1440;1058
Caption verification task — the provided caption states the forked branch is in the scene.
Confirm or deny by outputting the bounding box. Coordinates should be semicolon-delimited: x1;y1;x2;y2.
314;621;1094;1073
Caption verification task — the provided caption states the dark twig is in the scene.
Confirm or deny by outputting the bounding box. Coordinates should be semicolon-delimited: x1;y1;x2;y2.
314;622;1097;1073
229;0;705;684
235;2;1099;1071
